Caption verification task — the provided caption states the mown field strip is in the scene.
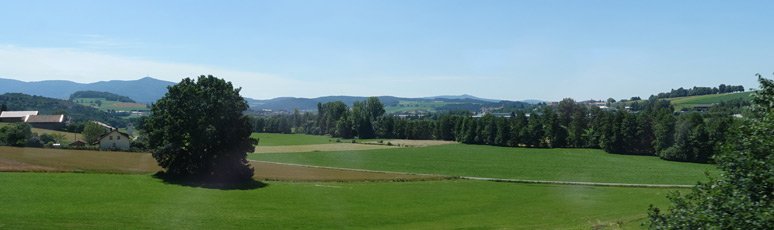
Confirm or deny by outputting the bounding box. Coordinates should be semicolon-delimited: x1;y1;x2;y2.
250;160;451;178
250;160;694;188
250;144;716;185
0;172;676;229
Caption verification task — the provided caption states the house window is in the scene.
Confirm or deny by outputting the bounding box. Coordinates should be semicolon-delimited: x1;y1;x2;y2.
117;136;120;140
109;136;113;140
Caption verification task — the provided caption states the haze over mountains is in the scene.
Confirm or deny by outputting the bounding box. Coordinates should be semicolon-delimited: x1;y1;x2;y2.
0;77;543;111
0;77;174;104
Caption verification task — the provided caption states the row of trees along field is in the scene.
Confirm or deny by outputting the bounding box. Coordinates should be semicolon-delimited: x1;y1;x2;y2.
251;94;750;163
653;84;745;99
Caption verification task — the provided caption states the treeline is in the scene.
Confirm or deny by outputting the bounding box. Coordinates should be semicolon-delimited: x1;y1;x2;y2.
252;96;742;163
0;123;66;147
654;84;744;99
69;90;136;102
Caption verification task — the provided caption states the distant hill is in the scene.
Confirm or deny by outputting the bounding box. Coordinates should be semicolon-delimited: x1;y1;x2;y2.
0;77;174;103
423;94;500;103
0;76;537;113
521;99;546;105
247;95;533;113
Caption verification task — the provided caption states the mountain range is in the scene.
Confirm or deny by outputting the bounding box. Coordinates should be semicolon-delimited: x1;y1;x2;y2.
0;77;543;112
0;77;174;103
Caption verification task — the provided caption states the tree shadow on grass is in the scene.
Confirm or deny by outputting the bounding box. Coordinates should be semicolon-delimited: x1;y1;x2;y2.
152;172;268;190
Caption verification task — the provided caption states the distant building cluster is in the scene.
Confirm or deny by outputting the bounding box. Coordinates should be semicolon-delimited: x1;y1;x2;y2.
0;111;133;151
0;111;65;130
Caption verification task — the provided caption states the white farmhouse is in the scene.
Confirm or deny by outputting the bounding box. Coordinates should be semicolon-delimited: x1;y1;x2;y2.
98;130;132;151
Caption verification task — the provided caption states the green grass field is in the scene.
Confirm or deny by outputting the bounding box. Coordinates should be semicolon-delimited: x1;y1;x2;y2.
251;133;341;146
73;97;149;111
1;133;714;228
251;144;716;185
668;91;753;110
0;172;676;229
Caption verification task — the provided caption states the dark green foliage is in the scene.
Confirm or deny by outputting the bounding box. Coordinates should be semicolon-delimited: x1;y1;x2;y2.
653;110;676;154
494;117;510;146
435;115;455;141
658;113;714;163
351;97;385;139
81;122;107;144
525;113;544;147
375;116;396;139
509;112;528;147
336;113;354;139
144;75;254;183
647;75;774;229
317;101;348;136
654;84;745;99
0;123;32;147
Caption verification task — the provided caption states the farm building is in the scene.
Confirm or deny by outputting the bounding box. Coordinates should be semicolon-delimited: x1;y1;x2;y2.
97;130;132;151
0;111;38;122
25;114;65;130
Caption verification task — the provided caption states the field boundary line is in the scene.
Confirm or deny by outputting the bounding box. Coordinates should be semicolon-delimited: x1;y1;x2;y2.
459;176;694;188
250;160;694;188
249;160;453;178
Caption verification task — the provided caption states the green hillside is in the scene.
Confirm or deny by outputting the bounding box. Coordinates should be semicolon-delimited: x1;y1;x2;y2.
73;97;149;112
668;91;753;110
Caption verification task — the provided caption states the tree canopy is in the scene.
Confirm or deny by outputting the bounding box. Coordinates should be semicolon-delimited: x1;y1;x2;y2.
81;122;106;144
144;75;255;183
647;75;774;229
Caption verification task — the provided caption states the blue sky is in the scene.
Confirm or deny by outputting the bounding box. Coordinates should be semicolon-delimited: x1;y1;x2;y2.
0;0;771;100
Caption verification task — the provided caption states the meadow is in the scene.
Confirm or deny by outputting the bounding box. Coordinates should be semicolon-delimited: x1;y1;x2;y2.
251;143;716;185
0;133;716;228
251;133;343;146
667;91;753;110
0;172;676;229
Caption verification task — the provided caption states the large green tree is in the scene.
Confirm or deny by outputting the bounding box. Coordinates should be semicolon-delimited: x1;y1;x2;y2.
144;75;255;183
647;75;774;229
82;122;106;144
0;123;32;147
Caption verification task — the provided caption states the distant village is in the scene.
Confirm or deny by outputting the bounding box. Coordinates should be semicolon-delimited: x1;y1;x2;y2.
0;110;133;151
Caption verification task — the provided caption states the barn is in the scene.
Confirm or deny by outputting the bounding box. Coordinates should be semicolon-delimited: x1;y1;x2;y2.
0;111;38;122
25;114;66;130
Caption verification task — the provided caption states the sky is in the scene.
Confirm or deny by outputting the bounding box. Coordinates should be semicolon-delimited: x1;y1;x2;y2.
0;0;771;101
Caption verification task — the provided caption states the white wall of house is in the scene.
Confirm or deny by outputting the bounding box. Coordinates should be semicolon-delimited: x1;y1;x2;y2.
99;131;131;151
